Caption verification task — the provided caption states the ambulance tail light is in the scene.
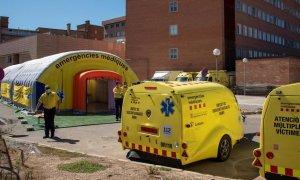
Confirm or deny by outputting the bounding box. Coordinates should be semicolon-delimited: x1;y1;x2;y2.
253;149;261;157
141;126;158;135
123;132;128;137
266;152;274;159
144;86;157;90
253;159;262;167
182;143;188;149
118;130;122;136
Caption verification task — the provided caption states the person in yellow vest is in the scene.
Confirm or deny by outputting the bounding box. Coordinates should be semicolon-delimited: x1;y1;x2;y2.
113;81;123;121
35;85;60;139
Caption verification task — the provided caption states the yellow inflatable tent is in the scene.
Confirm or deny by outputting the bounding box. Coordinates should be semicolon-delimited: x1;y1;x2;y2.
1;51;139;113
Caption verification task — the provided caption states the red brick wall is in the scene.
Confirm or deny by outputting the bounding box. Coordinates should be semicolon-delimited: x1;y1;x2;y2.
36;34;124;59
235;57;300;86
126;0;226;80
289;58;300;83
0;35;37;68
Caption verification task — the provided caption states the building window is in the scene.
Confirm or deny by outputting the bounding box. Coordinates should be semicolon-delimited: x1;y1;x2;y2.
253;28;258;39
116;23;120;28
120;31;125;36
169;48;178;59
169;1;178;12
263;32;267;41
6;56;12;63
169;24;178;36
121;22;125;26
248;5;252;16
258;30;262;39
110;24;114;28
271;34;275;43
242;25;247;36
236;0;242;11
242;3;247;13
258;9;262;19
248;27;253;37
267;33;271;42
236;23;242;35
105;25;109;29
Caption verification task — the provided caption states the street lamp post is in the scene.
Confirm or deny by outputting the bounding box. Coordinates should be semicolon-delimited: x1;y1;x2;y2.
213;48;221;83
242;58;249;96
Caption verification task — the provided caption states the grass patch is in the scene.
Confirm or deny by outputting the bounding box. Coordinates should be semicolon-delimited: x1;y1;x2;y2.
58;160;105;173
147;166;171;175
37;146;85;158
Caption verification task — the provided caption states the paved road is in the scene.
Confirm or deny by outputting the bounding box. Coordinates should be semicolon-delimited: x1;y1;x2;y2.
235;95;266;107
1;95;265;179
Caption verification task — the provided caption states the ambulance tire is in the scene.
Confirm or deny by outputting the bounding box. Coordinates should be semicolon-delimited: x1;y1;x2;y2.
217;135;232;162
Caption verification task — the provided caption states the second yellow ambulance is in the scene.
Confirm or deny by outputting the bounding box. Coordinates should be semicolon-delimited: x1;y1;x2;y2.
118;81;244;165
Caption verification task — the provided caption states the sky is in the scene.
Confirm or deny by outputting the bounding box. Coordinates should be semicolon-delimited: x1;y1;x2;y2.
0;0;125;30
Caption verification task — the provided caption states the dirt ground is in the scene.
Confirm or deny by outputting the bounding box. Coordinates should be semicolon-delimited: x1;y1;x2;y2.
2;138;226;180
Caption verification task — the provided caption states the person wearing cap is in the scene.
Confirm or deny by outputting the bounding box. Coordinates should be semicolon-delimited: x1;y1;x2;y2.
35;85;60;139
113;81;123;121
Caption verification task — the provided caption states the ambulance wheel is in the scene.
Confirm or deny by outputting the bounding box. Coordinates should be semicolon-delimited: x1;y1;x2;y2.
217;135;232;162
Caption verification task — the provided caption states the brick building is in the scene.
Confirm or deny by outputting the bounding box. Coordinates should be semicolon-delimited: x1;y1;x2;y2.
235;57;300;95
102;16;126;43
0;16;124;68
36;20;104;40
0;34;125;68
0;16;104;43
125;0;300;81
0;16;36;43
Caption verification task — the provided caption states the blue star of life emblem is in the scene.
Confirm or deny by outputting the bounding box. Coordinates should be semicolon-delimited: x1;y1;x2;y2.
161;98;175;117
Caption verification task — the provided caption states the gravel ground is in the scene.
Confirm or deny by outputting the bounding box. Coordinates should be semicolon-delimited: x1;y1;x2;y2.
3;139;229;180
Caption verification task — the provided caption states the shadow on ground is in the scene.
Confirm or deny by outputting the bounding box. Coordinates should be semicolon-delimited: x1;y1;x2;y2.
127;136;259;180
48;137;80;144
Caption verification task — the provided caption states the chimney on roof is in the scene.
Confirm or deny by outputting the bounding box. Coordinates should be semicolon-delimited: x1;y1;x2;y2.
0;16;9;28
84;20;90;35
67;23;71;36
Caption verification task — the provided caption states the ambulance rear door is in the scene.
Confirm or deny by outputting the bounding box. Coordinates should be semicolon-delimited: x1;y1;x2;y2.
121;89;182;160
262;94;300;178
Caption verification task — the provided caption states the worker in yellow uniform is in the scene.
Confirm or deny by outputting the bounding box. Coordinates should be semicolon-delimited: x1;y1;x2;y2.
113;81;123;121
35;85;60;139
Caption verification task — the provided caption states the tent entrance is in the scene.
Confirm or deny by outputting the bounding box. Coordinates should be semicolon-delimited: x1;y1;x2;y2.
86;78;116;114
73;70;122;114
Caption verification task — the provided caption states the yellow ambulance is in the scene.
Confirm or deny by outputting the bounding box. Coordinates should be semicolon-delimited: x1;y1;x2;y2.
118;81;244;165
252;83;300;179
195;70;230;87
